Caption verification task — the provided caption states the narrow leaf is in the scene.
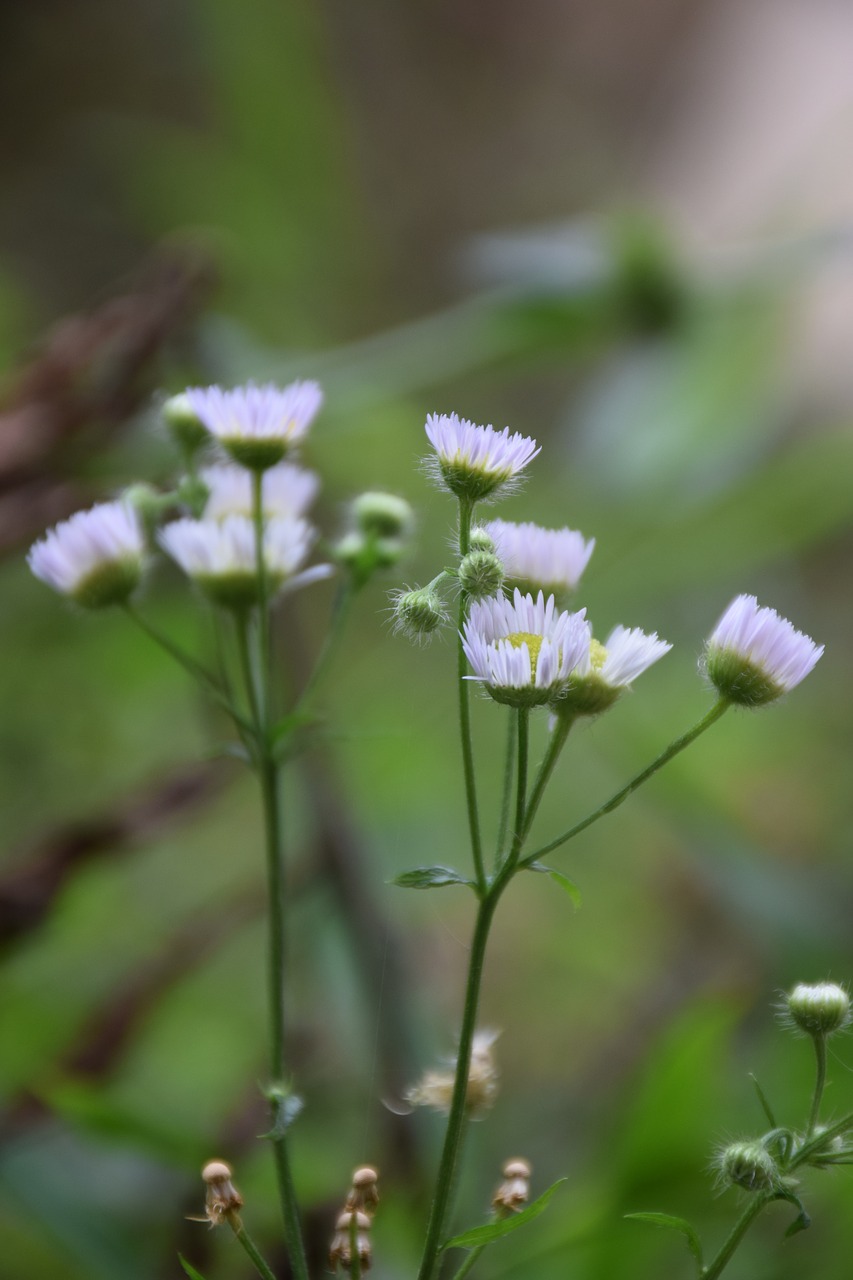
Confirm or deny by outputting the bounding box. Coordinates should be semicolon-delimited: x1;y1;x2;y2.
443;1178;566;1250
393;866;473;890
261;1085;304;1138
749;1073;777;1129
526;862;582;908
179;1256;209;1280
771;1189;811;1239
625;1213;704;1272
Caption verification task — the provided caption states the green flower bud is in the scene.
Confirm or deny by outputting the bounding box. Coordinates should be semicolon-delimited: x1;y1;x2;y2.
458;549;504;600
353;492;414;541
469;526;496;555
163;393;209;457
718;1142;780;1193
784;983;851;1038
392;586;448;643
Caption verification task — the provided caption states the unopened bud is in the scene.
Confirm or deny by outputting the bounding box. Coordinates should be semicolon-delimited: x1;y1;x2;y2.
199;1159;243;1226
346;1166;380;1214
392;586;448;643
718;1142;779;1193
336;531;404;586
784;982;851;1038
469;526;496;555
122;483;165;530
354;492;414;541
493;1157;531;1216
164;393;209;457
458;549;504;600
329;1209;372;1272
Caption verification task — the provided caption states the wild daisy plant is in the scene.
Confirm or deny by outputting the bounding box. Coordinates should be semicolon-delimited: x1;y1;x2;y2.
27;390;836;1280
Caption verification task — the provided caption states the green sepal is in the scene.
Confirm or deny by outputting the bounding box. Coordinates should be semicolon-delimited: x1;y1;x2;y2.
749;1073;777;1129
443;1178;567;1251
261;1083;304;1138
393;866;474;890
527;862;582;909
625;1213;704;1274
771;1188;811;1238
179;1256;210;1280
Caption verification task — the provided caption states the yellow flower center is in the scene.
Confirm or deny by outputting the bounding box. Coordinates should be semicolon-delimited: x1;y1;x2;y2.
506;631;543;677
589;638;608;672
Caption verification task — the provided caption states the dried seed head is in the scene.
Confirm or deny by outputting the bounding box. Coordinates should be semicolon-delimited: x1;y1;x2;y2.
502;1158;532;1179
346;1166;380;1213
197;1159;243;1227
329;1209;372;1272
493;1156;532;1216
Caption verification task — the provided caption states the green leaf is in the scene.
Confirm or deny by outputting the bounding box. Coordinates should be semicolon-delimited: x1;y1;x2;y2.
393;866;473;890
771;1189;811;1239
527;862;582;909
179;1256;209;1280
749;1073;777;1129
625;1212;704;1273
443;1178;567;1250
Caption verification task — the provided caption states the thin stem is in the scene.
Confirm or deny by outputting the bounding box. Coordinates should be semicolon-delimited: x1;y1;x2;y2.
807;1035;827;1137
123;604;253;733
701;1194;770;1280
296;580;355;719
500;707;529;876
519;714;573;845
456;498;486;893
235;613;263;736
415;892;499;1280
252;470;272;712
494;711;517;863
348;1210;362;1280
450;1244;487;1280
522;700;730;867
226;1213;278;1280
790;1110;853;1169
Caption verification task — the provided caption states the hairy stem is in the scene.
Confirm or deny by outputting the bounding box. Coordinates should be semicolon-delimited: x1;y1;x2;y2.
456;498;486;893
701;1193;770;1280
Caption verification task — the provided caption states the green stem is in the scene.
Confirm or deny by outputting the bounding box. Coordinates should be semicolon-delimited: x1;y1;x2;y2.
235;614;264;738
807;1035;827;1137
500;707;529;876
227;1214;278;1280
252;470;272;707
522;700;730;867
296;580;355;718
456;498;486;893
701;1194;770;1280
450;1244;487;1280
494;711;517;864
123;604;253;733
416;891;499;1280
519;714;573;845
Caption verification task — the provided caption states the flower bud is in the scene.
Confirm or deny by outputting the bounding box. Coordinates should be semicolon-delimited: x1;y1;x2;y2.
784;982;851;1038
353;492;414;541
163;393;209;457
469;526;496;555
718;1142;779;1192
493;1157;531;1216
392;586;448;643
335;531;404;586
346;1165;380;1214
458;549;504;600
200;1159;243;1226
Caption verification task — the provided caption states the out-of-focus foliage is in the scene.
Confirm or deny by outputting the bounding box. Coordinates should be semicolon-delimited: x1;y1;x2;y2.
1;3;852;1279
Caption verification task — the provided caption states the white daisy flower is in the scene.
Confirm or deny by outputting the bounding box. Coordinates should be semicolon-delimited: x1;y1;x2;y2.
485;518;595;596
28;501;145;608
425;412;540;502
200;462;319;521
158;514;331;609
705;594;823;706
184;380;323;470
559;625;672;716
462;589;590;707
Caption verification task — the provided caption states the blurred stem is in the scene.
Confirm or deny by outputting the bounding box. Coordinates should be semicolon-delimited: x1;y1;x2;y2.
520;714;573;845
226;1213;278;1280
348;1211;362;1280
450;1245;487;1280
701;1194;770;1280
457;498;486;893
252;470;272;702
807;1035;828;1136
522;700;730;866
495;711;517;863
296;579;355;718
791;1110;853;1168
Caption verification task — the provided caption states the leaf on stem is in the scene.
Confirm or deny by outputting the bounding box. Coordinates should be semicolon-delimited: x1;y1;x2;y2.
179;1256;210;1280
771;1189;811;1239
262;1084;304;1138
749;1073;777;1129
625;1212;704;1274
443;1178;567;1250
526;862;582;909
392;866;474;890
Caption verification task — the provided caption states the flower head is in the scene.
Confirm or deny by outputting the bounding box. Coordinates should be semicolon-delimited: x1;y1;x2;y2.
159;514;330;609
184;380;323;470
705;594;823;706
782;982;851;1038
485;519;595;597
200;462;319;521
425;412;539;502
462;590;589;708
28;501;145;608
558;625;671;716
716;1141;780;1193
405;1030;500;1116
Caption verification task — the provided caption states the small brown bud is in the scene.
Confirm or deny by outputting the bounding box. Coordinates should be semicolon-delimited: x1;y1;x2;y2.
493;1156;531;1216
346;1165;380;1214
329;1209;372;1272
198;1159;243;1227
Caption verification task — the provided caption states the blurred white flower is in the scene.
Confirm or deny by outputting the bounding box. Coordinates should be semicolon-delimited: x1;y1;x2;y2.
201;462;319;521
705;594;823;706
185;380;323;469
28;501;144;608
485;518;594;595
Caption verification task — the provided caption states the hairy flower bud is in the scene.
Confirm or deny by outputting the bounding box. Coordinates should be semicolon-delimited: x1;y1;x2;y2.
784;982;851;1038
718;1142;779;1193
469;526;496;555
458;549;504;600
392;586;448;643
353;492;414;541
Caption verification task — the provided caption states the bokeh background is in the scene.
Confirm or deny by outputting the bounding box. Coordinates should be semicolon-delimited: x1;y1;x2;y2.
1;2;853;1278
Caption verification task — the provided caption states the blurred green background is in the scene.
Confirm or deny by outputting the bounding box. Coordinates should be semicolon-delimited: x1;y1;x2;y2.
1;2;853;1278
